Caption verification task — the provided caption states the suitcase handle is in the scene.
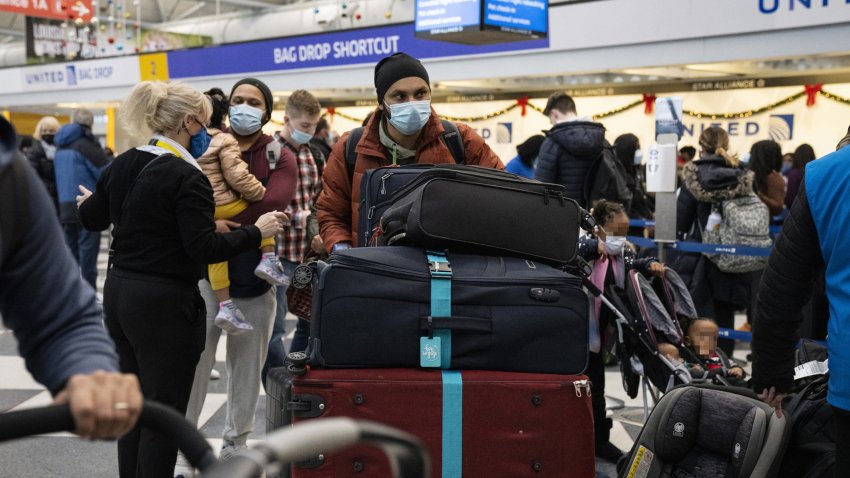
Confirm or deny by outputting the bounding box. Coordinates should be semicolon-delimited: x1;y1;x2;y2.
419;316;492;333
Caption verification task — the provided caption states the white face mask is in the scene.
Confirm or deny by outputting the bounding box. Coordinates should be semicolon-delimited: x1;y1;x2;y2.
634;149;644;165
604;236;626;256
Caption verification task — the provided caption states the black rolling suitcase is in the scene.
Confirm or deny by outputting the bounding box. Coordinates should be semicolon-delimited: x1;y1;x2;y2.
357;164;435;247
377;165;583;265
307;246;589;376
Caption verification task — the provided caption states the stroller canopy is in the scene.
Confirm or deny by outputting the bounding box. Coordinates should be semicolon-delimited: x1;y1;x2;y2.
632;272;683;344
663;268;698;320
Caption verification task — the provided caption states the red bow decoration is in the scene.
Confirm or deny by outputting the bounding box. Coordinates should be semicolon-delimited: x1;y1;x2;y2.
642;94;657;115
516;96;529;117
326;107;336;120
805;84;823;107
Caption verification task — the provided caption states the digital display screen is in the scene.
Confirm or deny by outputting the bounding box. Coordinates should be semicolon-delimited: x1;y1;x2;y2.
414;0;548;44
415;0;481;34
483;0;548;34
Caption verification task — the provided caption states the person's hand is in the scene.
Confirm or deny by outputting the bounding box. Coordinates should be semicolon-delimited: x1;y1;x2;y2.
690;364;705;376
728;366;745;379
215;219;241;233
254;211;288;238
53;371;142;440
310;235;324;254
757;386;786;418
649;262;665;277
76;185;92;208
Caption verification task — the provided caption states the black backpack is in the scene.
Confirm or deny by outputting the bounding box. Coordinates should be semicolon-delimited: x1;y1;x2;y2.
584;144;633;212
344;119;465;184
779;340;834;478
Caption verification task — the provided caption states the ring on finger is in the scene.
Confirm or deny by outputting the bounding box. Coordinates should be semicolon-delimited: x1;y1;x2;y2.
113;402;130;411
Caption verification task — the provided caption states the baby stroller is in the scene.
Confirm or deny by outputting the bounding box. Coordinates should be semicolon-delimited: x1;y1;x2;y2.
600;268;738;420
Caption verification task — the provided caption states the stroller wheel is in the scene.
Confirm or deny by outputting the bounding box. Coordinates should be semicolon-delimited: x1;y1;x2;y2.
619;350;640;399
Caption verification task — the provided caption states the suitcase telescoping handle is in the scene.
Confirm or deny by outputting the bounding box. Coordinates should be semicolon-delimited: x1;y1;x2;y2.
0;401;218;473
203;417;430;478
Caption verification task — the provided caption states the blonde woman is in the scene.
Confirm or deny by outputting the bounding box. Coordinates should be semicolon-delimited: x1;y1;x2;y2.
76;81;285;478
676;126;755;357
26;115;61;211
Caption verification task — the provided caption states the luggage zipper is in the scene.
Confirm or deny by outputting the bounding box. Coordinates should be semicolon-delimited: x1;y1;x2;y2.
389;169;559;201
380;173;392;195
573;379;591;397
329;256;580;287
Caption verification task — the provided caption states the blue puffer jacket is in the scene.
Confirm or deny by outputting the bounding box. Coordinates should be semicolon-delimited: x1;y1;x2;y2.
533;121;605;207
54;123;109;223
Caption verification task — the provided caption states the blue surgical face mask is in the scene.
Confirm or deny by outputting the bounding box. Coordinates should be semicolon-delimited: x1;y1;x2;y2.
385;100;431;135
189;128;211;158
634;149;644;165
229;104;264;136
289;123;314;145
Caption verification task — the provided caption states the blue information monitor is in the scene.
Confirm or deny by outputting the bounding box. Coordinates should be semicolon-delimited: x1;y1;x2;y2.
415;0;548;44
483;0;548;35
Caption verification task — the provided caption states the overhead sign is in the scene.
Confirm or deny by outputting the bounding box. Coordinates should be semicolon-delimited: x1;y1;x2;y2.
0;0;93;22
166;22;548;79
415;0;548;44
415;0;481;34
483;0;547;35
17;56;140;93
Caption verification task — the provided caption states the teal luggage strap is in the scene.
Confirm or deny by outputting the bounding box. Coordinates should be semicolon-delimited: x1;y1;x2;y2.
425;251;452;369
441;370;463;478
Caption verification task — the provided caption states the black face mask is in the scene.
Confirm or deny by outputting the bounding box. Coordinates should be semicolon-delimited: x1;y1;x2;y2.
42;134;55;145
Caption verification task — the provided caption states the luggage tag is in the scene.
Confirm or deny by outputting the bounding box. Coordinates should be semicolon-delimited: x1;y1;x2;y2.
420;316;441;368
420;337;442;368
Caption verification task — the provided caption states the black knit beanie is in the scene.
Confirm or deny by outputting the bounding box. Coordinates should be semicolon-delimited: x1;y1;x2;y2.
374;53;430;105
230;78;274;124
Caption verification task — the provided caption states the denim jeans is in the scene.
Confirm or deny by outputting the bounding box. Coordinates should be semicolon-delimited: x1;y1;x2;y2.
62;222;100;291
261;259;297;391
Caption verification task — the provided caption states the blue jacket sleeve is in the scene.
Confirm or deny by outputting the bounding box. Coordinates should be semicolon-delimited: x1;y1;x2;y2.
578;235;600;262
533;139;558;184
0;163;118;395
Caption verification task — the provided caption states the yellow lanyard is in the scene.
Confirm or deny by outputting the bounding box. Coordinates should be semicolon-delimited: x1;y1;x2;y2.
153;140;183;159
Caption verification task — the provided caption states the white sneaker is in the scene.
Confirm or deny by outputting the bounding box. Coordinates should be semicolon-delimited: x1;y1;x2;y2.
220;445;266;477
254;255;291;286
209;368;220;380
174;452;195;478
214;302;253;335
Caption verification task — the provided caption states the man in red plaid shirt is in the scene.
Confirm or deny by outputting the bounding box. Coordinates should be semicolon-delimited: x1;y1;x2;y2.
262;90;324;389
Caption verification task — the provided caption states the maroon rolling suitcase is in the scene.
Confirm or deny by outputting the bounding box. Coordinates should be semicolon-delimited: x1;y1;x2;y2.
268;367;595;478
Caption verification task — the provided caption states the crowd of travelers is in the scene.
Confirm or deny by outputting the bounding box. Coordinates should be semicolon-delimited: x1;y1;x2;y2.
2;50;849;478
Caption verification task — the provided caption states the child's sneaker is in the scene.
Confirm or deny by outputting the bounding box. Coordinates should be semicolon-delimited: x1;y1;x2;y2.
214;301;253;335
254;254;290;286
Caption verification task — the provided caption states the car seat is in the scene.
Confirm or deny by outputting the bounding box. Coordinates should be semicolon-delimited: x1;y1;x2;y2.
619;385;790;478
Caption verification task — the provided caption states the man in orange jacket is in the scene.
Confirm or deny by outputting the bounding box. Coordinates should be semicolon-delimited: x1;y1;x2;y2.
317;52;503;252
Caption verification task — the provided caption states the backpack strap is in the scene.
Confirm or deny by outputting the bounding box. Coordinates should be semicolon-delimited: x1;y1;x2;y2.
266;140;282;171
0;157;30;270
344;126;366;186
439;120;465;165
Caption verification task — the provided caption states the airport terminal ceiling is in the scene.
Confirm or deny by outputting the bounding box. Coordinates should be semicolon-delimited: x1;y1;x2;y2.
7;52;850;116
